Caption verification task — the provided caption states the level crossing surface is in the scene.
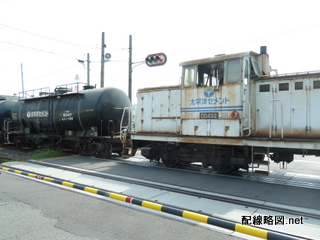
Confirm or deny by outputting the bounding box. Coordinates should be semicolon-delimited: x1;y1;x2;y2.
1;154;319;239
0;172;242;240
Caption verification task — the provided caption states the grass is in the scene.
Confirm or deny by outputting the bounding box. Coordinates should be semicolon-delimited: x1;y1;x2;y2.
0;158;22;164
29;149;64;160
0;148;65;164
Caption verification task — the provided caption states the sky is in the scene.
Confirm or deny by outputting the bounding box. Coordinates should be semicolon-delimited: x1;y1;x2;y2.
1;0;320;103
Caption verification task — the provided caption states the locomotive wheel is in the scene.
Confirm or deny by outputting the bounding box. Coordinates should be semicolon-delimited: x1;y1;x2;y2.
216;166;232;174
202;160;210;168
212;154;232;174
161;151;177;168
95;142;112;159
162;158;176;168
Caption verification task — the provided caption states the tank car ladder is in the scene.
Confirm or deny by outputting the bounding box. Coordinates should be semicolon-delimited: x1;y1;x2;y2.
2;119;15;144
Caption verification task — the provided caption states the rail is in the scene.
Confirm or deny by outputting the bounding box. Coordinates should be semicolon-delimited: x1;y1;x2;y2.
10;161;320;222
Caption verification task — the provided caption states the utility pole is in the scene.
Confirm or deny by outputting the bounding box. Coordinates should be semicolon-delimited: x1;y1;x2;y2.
128;35;132;102
20;63;24;98
100;32;106;88
87;53;90;85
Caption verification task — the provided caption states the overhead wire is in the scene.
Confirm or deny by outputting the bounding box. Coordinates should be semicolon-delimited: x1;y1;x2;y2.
0;24;129;52
2;21;320;64
0;23;97;49
169;23;320;57
0;40;77;59
1;64;81;87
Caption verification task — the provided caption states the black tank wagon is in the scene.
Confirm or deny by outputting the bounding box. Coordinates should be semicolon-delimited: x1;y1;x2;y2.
1;84;131;158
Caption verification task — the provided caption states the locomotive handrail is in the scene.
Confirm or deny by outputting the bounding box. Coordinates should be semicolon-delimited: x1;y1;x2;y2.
120;107;134;140
269;99;284;138
242;100;251;137
175;104;181;134
268;70;320;78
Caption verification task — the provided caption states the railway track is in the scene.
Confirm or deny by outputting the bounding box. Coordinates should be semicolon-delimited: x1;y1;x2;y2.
6;158;320;222
1;145;319;191
1;146;319;221
110;154;320;190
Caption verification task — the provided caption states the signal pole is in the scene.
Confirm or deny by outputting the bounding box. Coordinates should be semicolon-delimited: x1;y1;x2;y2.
100;32;106;88
87;53;90;85
20;63;24;98
128;35;132;102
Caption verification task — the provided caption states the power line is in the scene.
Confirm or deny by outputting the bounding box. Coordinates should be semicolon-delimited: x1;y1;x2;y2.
0;24;130;51
0;23;97;49
0;65;81;87
25;64;81;82
0;40;75;59
170;23;320;57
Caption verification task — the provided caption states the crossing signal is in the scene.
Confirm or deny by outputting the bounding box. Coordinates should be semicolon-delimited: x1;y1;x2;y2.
145;53;167;67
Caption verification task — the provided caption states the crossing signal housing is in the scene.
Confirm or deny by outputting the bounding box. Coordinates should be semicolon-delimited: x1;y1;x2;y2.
145;53;167;67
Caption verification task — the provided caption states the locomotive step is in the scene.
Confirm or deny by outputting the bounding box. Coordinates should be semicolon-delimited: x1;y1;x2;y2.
252;160;269;165
254;170;270;175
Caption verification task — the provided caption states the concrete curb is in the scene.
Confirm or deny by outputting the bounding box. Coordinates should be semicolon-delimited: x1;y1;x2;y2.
0;165;305;240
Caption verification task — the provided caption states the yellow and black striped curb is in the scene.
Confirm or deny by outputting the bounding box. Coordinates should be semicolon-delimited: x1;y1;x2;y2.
0;165;305;240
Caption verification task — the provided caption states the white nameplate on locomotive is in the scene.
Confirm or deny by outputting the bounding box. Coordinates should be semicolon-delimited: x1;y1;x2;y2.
200;112;219;119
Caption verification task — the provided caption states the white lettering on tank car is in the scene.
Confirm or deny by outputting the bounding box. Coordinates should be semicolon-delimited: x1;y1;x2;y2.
26;111;49;118
62;110;74;121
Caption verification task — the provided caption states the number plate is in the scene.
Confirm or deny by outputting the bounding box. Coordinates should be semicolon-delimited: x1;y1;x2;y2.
200;112;219;119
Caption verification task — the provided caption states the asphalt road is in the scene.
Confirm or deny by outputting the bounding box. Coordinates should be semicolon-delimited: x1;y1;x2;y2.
0;172;244;240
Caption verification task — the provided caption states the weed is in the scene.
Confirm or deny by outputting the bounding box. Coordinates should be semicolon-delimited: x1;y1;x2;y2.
30;149;64;160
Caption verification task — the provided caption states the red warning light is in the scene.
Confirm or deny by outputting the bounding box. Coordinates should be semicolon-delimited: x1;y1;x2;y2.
145;53;167;67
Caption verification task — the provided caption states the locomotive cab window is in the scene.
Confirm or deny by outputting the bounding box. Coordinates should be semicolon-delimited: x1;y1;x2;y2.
183;65;196;87
250;58;262;77
197;61;224;87
226;59;241;84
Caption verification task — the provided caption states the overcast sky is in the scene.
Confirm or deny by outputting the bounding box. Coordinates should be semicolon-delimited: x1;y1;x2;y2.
1;0;320;103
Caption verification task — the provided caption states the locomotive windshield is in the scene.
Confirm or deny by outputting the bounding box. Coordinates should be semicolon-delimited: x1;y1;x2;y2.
197;61;224;87
183;58;242;88
183;65;196;87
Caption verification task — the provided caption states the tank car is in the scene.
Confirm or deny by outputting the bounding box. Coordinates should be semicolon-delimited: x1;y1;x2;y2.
122;46;320;173
1;84;131;158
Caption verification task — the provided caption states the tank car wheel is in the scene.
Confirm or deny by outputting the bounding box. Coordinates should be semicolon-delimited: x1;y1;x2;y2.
77;142;93;156
27;142;37;150
95;142;112;159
